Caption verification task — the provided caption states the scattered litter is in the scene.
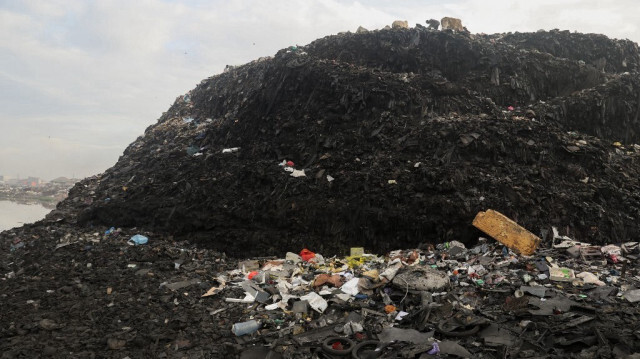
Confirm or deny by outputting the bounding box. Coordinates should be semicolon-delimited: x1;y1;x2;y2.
549;267;576;282
128;235;148;245
290;169;306;177
300;292;328;313
300;248;315;262
577;271;605;286
202;277;227;297
232;320;261;336
622;289;640;303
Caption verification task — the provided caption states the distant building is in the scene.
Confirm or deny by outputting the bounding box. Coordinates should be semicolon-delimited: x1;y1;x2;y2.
16;177;42;187
1;176;19;185
50;177;77;186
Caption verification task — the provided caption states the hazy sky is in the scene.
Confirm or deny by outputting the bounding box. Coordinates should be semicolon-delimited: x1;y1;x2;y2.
2;0;639;180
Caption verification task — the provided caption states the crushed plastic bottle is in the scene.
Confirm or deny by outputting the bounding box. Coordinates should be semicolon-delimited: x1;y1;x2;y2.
232;320;261;336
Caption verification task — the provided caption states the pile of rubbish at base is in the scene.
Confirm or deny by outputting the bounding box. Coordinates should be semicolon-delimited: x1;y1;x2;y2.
208;211;640;358
1;212;640;357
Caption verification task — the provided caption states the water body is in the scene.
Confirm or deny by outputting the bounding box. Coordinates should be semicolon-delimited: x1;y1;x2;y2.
0;201;51;232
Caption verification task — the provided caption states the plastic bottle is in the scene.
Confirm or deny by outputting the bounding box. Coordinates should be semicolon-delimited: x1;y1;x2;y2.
128;234;148;245
232;320;261;336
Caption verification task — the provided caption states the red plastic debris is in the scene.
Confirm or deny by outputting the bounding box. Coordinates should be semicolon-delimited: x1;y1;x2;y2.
247;271;259;280
300;248;315;262
332;341;344;350
507;106;514;111
286;160;294;167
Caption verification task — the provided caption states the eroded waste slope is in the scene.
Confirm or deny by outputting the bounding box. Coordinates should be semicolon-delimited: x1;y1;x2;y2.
50;27;640;257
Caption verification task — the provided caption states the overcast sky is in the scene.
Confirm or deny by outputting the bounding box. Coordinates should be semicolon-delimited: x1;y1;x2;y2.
2;0;639;180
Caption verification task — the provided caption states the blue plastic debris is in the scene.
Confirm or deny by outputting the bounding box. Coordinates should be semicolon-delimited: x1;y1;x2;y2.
129;235;148;245
10;242;25;252
105;227;116;235
186;145;200;156
428;342;440;355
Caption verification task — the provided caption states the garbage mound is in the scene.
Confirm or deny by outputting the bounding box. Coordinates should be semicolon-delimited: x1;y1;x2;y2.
4;21;640;359
48;26;640;257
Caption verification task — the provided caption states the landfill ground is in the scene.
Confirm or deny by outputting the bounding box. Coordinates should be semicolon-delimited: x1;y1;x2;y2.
3;21;640;358
1;222;639;358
